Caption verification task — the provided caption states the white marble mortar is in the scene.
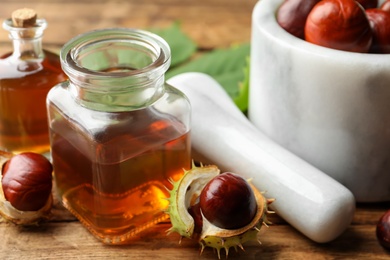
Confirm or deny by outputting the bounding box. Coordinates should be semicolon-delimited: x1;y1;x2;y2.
249;0;390;202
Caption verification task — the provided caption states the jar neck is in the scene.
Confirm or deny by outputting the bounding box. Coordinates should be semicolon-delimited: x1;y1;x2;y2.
2;18;46;60
61;28;171;112
68;73;166;112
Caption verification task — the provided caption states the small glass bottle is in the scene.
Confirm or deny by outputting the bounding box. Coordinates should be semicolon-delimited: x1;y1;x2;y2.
47;28;191;244
0;8;66;154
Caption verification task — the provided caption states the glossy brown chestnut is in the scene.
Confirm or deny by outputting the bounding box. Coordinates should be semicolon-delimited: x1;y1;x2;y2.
366;8;390;53
305;0;373;53
187;201;203;235
376;209;390;250
380;0;390;12
1;152;53;211
199;172;257;230
276;0;321;39
355;0;378;9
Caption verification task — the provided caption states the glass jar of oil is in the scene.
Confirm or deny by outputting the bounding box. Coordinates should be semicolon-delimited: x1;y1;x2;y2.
46;28;191;244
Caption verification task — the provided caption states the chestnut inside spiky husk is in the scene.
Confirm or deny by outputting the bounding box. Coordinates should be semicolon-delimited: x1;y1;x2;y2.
166;164;274;259
0;151;53;225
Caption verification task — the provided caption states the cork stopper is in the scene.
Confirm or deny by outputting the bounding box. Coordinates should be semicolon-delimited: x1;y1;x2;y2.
11;8;37;28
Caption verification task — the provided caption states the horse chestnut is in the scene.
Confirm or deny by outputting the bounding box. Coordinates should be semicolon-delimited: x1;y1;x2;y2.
381;0;390;12
1;152;52;212
366;8;390;53
166;164;274;258
276;0;321;39
199;172;257;229
305;0;373;53
356;0;378;9
376;209;390;250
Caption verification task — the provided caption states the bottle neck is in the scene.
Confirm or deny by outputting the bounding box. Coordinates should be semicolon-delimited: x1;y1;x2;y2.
11;37;43;59
3;18;47;60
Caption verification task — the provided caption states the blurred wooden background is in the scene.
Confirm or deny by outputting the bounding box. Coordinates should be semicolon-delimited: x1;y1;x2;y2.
0;0;257;53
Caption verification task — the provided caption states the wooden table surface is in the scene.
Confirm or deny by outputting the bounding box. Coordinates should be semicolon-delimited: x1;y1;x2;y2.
0;0;390;259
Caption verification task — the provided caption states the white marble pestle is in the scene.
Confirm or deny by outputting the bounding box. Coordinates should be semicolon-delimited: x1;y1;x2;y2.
167;72;355;243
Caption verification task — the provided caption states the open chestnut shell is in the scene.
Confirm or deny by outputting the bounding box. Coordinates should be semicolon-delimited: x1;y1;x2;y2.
166;164;274;259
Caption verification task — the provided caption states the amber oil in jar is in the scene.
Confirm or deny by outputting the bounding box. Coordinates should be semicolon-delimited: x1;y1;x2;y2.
0;9;66;154
46;28;191;244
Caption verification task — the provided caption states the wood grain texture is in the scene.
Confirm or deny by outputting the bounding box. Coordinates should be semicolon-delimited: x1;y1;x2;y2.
1;208;390;260
0;0;257;51
0;188;389;259
0;0;390;259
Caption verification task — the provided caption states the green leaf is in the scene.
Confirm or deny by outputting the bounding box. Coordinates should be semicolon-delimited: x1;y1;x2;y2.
166;43;250;111
233;57;250;112
150;22;197;67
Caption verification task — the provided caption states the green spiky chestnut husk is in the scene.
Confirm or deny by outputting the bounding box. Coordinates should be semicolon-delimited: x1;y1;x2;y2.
166;163;274;259
167;164;220;238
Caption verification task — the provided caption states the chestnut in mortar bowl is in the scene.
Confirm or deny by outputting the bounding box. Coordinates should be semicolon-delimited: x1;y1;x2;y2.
251;0;390;203
304;0;373;53
276;0;321;39
366;8;390;53
357;0;379;9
